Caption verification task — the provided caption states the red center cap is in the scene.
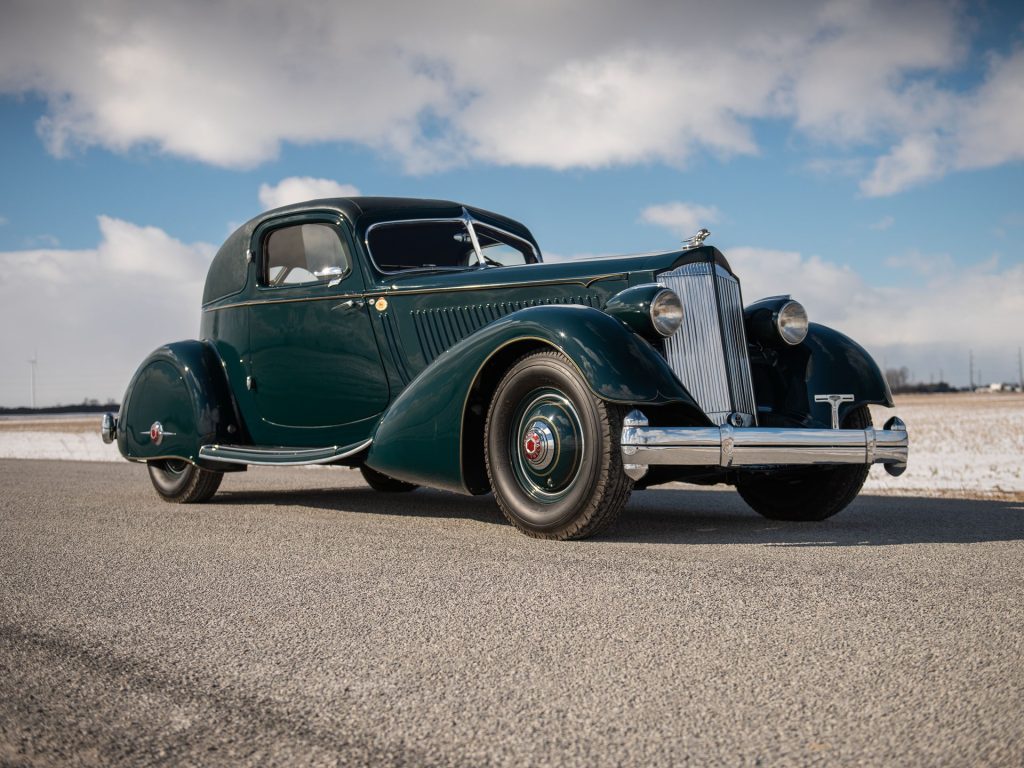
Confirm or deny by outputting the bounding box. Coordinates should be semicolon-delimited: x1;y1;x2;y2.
524;432;541;461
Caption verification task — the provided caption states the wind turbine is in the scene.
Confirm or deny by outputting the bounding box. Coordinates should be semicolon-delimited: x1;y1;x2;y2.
28;349;37;409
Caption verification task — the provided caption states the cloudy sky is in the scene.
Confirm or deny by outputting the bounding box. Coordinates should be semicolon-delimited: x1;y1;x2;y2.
0;0;1022;406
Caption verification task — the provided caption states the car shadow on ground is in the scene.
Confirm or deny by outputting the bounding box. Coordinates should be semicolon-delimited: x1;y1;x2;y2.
214;479;1024;547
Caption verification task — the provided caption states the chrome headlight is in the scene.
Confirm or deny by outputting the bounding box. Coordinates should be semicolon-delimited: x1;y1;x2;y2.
651;288;683;337
776;300;808;345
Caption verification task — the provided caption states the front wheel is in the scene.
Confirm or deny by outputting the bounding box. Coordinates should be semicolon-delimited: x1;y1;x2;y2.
735;405;872;521
485;350;632;540
147;459;223;503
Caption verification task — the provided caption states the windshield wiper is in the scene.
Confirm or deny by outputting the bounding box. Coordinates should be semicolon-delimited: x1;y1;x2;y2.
475;253;503;268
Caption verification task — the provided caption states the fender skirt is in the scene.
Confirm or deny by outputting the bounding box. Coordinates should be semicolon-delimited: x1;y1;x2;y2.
117;340;244;467
365;304;705;494
750;322;894;429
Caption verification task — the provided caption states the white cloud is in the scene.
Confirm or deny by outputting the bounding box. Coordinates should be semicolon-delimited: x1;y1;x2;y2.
640;202;721;239
860;133;945;197
955;50;1024;170
883;249;954;277
1;0;1018;192
727;246;1024;384
869;215;895;231
258;177;361;210
0;218;214;406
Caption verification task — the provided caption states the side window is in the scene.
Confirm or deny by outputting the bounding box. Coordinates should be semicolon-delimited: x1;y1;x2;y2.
262;223;350;287
474;224;537;266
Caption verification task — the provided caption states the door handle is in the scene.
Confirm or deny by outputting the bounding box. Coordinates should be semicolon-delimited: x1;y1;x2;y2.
331;298;361;312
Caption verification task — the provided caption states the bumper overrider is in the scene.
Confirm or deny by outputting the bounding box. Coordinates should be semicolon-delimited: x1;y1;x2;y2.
620;410;908;481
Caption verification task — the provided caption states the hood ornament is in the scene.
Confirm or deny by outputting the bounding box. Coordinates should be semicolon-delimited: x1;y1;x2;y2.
682;229;711;248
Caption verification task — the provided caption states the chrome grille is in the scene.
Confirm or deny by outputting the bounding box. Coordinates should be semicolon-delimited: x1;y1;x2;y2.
657;262;757;425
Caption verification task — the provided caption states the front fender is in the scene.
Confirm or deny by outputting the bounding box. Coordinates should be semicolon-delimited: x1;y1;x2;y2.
750;322;893;428
366;304;705;493
117;340;243;466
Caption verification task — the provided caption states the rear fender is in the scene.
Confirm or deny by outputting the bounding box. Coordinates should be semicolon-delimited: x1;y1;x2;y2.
117;340;244;467
365;304;707;494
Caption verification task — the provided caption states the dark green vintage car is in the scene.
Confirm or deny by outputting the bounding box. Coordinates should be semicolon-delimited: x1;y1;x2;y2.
102;197;908;539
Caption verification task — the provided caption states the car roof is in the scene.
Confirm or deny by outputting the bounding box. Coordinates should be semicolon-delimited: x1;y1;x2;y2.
202;197;539;306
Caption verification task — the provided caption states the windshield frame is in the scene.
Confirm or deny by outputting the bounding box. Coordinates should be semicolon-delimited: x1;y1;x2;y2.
364;209;541;276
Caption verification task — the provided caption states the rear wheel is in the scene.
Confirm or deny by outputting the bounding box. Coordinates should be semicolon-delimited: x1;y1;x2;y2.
360;465;418;493
485;350;632;540
736;405;872;521
147;459;223;503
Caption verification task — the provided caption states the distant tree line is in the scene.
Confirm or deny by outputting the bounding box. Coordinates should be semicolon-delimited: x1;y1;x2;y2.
0;398;119;415
884;367;955;394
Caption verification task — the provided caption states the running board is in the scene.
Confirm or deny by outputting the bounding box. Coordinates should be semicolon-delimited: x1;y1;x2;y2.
198;439;372;466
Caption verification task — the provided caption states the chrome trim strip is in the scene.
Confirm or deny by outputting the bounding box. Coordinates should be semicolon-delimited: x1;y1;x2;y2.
621;413;908;470
198;438;372;466
203;291;368;312
202;273;627;311
381;273;626;297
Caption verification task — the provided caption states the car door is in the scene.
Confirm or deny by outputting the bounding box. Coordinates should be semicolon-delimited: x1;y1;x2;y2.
246;213;390;447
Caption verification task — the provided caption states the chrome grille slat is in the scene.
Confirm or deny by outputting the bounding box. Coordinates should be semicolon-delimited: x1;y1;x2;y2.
658;262;757;426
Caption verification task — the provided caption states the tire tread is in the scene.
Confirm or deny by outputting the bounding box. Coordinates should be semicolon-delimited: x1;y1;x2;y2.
484;349;632;540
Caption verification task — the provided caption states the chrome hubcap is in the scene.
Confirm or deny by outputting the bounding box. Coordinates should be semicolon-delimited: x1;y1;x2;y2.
522;421;555;470
510;389;584;503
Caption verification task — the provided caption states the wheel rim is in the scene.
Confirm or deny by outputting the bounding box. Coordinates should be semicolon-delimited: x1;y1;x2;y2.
163;459;189;475
509;388;584;503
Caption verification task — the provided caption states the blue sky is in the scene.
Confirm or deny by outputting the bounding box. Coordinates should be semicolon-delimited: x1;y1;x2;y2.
1;0;1022;406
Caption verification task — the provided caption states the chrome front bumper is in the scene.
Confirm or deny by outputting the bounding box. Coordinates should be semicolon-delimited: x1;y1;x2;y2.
620;410;908;481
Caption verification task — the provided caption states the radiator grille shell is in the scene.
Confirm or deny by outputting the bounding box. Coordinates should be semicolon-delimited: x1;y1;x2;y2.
657;262;758;426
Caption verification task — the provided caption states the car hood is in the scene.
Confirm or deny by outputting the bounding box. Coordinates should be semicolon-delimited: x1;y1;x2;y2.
375;246;731;294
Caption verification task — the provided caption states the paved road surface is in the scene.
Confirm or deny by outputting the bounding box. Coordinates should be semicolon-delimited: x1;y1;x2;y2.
2;459;1022;766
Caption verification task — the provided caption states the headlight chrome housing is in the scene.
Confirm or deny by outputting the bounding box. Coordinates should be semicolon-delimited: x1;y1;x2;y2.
776;300;808;345
650;288;684;337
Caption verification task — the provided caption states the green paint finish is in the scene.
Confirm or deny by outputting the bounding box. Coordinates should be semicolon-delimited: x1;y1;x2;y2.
604;284;669;340
365;304;706;494
118;196;894;499
117;340;240;463
749;322;893;429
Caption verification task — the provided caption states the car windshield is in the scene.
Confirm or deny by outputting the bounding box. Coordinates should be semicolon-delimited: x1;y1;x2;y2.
368;220;475;273
367;219;539;273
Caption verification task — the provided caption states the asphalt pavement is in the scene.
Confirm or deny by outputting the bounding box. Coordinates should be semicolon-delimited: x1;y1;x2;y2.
1;459;1022;766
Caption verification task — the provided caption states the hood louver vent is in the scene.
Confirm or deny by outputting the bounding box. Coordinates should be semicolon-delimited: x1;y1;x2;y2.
413;296;599;363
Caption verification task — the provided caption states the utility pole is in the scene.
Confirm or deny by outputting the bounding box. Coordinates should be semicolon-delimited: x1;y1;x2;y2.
1018;347;1023;391
28;349;37;409
969;349;974;390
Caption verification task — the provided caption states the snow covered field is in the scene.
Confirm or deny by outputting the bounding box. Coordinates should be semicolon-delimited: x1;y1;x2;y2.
2;393;1021;498
865;392;1024;497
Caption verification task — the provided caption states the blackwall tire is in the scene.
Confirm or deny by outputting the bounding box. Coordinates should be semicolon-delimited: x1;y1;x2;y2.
484;349;632;540
735;406;873;521
360;465;419;493
147;459;223;503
